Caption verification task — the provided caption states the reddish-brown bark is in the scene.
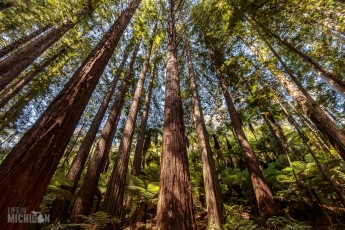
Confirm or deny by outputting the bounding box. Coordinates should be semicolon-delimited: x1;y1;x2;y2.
0;49;65;108
255;20;345;97
156;1;197;229
248;32;345;161
184;30;223;228
102;38;154;216
49;51;129;222
141;129;152;169
0;9;89;91
278;100;345;207
70;42;140;221
0;0;141;228
131;62;156;176
0;24;52;58
209;48;279;219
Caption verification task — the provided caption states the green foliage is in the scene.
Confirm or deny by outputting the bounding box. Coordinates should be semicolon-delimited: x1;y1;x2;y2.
266;216;312;230
1;0;345;228
126;175;159;203
40;168;74;213
222;204;259;230
71;211;120;230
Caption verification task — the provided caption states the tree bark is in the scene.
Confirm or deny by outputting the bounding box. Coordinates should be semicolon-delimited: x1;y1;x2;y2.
225;137;235;168
277;99;345;208
62;120;88;165
209;48;279;219
264;115;286;156
183;30;223;229
142;129;152;169
0;91;31;129
254;20;345;97
131;61;156;176
0;8;89;91
0;24;52;58
70;42;140;221
286;100;332;153
156;1;197;229
102;37;154;216
242;36;345;161
0;49;65;108
49;50;129;222
0;0;141;227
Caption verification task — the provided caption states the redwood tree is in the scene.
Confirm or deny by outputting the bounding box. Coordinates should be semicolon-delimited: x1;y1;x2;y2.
244;32;345;161
0;24;51;58
0;0;142;227
0;48;66;108
102;36;154;216
254;20;345;97
49;50;130;222
131;61;156;176
0;8;89;91
209;47;279;219
70;42;140;221
156;1;197;229
183;29;223;228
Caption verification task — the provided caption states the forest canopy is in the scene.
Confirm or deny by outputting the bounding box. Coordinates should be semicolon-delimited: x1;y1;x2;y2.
0;0;344;229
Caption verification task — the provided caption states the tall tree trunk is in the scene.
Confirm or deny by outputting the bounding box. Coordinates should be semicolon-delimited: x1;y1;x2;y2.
264;115;286;156
0;24;52;58
156;1;197;229
141;129;152;169
132;61;156;176
225;137;235;168
0;8;89;91
286;100;332;153
277;100;345;207
242;36;345;161
102;37;154;216
0;0;141;227
266;111;294;155
0;90;31;129
266;82;333;154
209;48;279;219
49;50;129;222
62;120;88;164
0;55;72;130
212;134;223;169
71;42;140;221
253;19;345;97
0;49;65;108
183;30;223;228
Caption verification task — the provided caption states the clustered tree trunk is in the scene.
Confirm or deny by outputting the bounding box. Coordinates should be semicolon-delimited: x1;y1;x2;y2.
1;0;345;229
131;61;156;176
49;50;130;222
184;29;223;228
242;34;345;161
209;47;279;219
254;19;345;97
0;0;142;227
0;8;90;91
102;36;154;216
70;41;140;221
0;48;66;108
0;24;52;58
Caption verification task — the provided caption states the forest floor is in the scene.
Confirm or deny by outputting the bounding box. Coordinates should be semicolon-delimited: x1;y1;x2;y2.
122;203;345;230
